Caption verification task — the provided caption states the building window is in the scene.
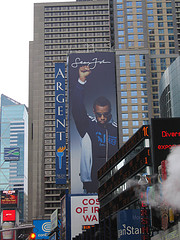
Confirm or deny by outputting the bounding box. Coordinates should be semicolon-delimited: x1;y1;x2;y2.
122;113;128;119
131;83;137;89
151;58;157;70
122;121;128;126
132;105;138;111
130;69;136;74
123;128;129;134
118;37;125;42
130;76;136;82
123;136;129;142
160;49;165;54
119;55;126;67
129;55;136;67
120;69;126;74
142;113;148;118
132;121;139;126
131;98;138;103
121;98;127;104
121;91;127;96
122;106;128;111
139;55;146;66
131;91;137;96
142;105;148;111
120;76;126;82
160;58;166;70
168;35;174;41
132;113;138;118
142;98;148;103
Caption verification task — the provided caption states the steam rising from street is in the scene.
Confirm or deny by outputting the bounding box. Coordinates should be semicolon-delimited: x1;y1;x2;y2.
139;145;180;210
162;145;180;210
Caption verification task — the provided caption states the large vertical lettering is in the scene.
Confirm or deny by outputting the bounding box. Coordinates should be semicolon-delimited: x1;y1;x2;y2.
55;63;66;184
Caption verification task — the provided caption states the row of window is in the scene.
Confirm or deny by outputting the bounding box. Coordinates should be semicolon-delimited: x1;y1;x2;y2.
120;76;146;82
120;69;146;75
117;1;171;8
45;5;107;11
119;55;145;67
121;83;147;90
45;10;108;16
122;113;148;119
121;97;148;104
121;105;148;111
121;91;148;97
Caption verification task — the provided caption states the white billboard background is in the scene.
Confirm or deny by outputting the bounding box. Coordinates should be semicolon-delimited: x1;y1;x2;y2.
71;195;99;238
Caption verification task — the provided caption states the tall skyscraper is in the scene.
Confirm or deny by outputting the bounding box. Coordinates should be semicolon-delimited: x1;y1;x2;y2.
110;0;179;146
29;0;179;221
28;0;110;221
0;94;28;222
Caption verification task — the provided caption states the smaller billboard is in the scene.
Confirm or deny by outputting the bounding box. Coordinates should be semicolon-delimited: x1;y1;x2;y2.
117;209;141;240
4;148;20;161
1;191;18;209
71;195;99;238
51;209;58;231
33;220;51;240
3;210;16;222
2;222;15;240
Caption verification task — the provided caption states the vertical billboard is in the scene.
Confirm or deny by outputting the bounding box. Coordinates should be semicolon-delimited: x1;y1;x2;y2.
55;63;66;185
71;195;99;239
68;52;118;193
151;118;180;173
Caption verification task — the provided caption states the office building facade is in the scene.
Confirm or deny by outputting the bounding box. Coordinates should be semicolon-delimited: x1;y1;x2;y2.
0;94;28;222
29;0;179;221
110;0;178;146
28;0;111;220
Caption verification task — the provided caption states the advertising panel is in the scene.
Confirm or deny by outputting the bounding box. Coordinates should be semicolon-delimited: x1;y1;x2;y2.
68;52;118;194
51;209;58;231
151;118;180;173
4;148;20;161
117;209;141;240
3;210;16;222
71;195;99;239
33;220;51;240
1;191;18;209
2;222;15;240
55;63;66;185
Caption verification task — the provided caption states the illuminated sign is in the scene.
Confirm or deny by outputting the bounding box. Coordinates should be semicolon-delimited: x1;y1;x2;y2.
151;118;180;173
4;148;20;161
55;63;66;185
82;225;94;230
98;148;151;200
1;190;18;208
3;210;16;221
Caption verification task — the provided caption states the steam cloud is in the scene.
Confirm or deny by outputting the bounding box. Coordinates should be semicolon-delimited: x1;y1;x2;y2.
127;146;180;210
162;145;180;210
